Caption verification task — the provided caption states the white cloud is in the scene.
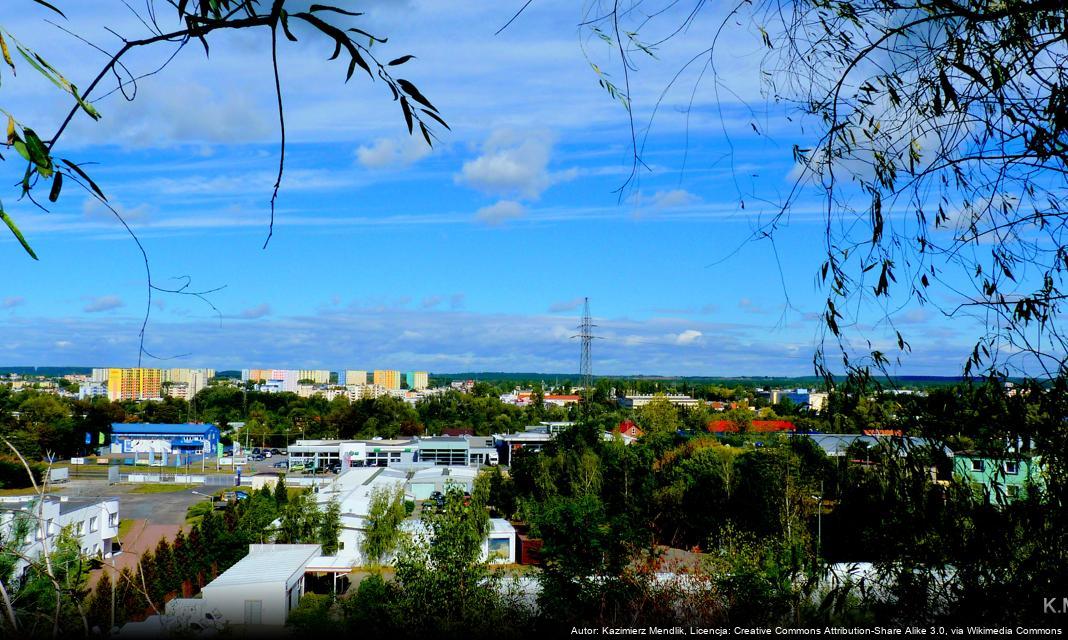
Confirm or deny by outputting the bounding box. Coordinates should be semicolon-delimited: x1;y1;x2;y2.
70;81;273;149
83;295;124;313
355;137;432;169
82;198;152;221
239;303;271;319
458;130;559;199
474;200;525;225
627;189;704;209
650;189;701;209
2;296;25;309
675;329;703;345
54;340;72;349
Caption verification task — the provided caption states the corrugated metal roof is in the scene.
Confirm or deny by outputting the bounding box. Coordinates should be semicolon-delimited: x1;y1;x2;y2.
489;518;515;534
202;544;320;588
110;423;217;435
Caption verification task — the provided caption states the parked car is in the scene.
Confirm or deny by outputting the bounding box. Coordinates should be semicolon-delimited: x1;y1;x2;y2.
272;461;288;469
251;447;261;455
264;451;272;458
288;463;305;472
428;491;445;509
270;448;281;455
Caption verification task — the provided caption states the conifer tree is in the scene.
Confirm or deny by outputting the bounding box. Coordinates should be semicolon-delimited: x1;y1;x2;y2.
86;571;113;633
274;476;289;506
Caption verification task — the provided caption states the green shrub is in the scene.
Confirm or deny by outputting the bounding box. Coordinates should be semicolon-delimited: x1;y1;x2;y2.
0;455;45;489
287;593;334;630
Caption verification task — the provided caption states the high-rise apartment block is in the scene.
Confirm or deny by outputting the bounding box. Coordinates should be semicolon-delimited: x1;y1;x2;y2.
373;370;401;390
297;370;331;385
342;370;367;386
162;368;214;399
241;369;274;383
106;368;163;401
405;371;429;391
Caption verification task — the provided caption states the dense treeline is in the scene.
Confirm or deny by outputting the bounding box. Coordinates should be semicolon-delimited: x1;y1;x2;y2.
0;375;1048;467
498;380;1063;626
339;377;1065;629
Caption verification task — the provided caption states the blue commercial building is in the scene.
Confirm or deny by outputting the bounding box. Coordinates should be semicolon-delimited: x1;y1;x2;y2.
109;423;220;455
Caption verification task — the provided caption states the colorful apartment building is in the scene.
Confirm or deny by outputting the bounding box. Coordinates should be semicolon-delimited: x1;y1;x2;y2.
405;371;429;391
106;368;163;401
373;370;401;390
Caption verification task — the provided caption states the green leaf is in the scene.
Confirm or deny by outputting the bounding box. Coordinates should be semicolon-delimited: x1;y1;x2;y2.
400;96;413;134
17;45;66;92
419;108;450;131
309;5;364;17
71;84;101;120
396;79;436;111
31;0;67;18
346;50;371;81
12;140;31;163
347;28;385;45
61;159;107;201
0;204;39;260
279;11;299;42
48;172;63;203
419;121;432;147
22;128;53;177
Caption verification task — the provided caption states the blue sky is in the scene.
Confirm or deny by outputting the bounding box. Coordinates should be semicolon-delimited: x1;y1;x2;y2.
0;1;993;375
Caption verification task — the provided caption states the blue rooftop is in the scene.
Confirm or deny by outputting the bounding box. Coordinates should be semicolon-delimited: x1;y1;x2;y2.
110;423;218;435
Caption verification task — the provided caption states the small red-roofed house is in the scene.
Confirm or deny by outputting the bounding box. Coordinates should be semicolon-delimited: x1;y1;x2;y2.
617;420;643;439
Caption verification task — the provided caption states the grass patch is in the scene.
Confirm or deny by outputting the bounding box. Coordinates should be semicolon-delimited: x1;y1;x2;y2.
116;518;136;541
185;500;215;525
126;483;197;494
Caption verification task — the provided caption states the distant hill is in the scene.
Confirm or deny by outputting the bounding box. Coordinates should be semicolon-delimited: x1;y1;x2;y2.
430;372;981;389
0;366;92;376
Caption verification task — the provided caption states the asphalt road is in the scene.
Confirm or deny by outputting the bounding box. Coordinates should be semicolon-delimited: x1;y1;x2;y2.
60;480;206;525
119;490;205;524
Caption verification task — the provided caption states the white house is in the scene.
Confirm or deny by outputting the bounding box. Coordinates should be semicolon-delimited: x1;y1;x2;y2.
195;544;321;626
0;495;119;575
314;467;409;562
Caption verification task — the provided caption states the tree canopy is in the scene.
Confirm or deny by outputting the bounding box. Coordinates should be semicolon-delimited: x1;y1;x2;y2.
573;0;1068;380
